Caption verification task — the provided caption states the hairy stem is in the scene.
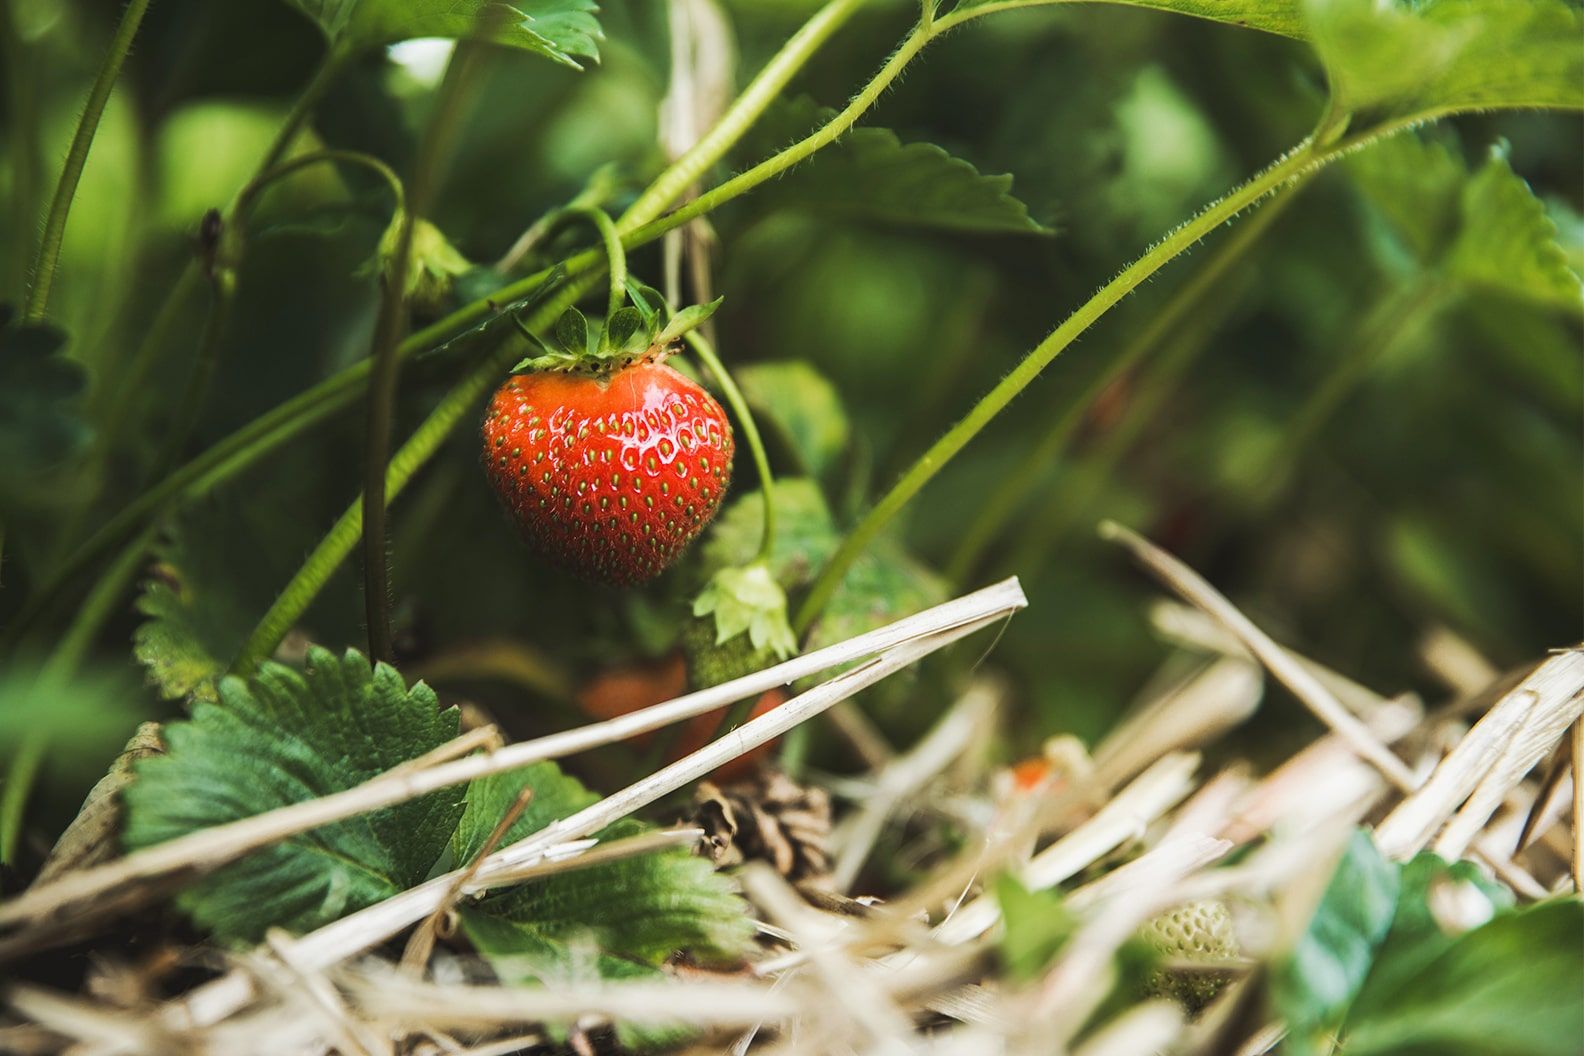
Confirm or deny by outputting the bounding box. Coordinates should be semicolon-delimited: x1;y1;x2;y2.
684;331;776;562
22;0;153;322
619;0;867;232
943;182;1301;585
795;138;1331;633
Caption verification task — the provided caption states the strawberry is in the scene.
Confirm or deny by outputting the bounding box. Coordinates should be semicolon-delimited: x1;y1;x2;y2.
483;358;734;585
576;652;783;781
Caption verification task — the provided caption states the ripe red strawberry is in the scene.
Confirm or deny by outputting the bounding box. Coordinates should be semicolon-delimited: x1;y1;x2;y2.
482;359;734;585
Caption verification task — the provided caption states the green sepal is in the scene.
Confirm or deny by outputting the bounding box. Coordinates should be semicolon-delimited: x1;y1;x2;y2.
554;306;591;357
656;297;723;347
691;560;798;661
603;306;648;354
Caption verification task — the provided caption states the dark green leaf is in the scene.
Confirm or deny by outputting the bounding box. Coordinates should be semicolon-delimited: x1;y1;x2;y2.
1342;899;1584;1056
0;307;91;510
736;361;850;480
743;98;1050;235
123;647;464;943
283;0;602;66
1348;132;1467;265
1307;0;1584;122
1273;829;1400;1055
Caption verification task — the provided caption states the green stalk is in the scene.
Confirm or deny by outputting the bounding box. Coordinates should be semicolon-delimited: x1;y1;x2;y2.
684;331;776;562
618;0;867;232
794;138;1331;633
363;43;478;663
22;0;153;322
0;733;44;865
943;182;1301;585
256;48;349;176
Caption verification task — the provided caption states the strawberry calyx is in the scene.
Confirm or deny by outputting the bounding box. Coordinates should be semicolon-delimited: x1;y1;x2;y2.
692;559;798;663
510;278;722;380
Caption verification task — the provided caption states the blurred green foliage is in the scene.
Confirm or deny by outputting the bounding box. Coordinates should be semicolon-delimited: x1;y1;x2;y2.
0;0;1579;859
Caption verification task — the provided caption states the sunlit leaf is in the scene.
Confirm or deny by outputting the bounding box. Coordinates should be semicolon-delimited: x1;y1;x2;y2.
946;0;1308;39
456;767;753;994
282;0;602;66
1307;0;1584;122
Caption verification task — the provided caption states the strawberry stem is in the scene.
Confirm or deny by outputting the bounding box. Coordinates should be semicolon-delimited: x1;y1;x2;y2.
557;206;628;321
21;0;153;323
684;331;777;563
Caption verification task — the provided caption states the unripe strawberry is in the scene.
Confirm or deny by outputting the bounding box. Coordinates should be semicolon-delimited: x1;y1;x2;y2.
482;360;733;585
1141;899;1239;1012
681;615;778;690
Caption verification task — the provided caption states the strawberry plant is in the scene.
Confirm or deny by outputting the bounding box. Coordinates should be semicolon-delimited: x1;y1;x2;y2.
0;0;1580;1051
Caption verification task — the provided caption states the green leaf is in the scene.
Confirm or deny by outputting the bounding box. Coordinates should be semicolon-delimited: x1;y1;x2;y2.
692;561;798;660
133;494;362;703
1348;132;1467;266
451;763;598;864
456;767;753;989
1306;0;1584;122
123;647;464;944
1341;899;1584;1056
800;538;949;663
736;361;850;481
283;0;602;66
995;874;1076;981
1349;133;1581;310
1273;829;1401;1055
743;98;1050;235
0;307;91;510
947;0;1308;39
700;478;841;591
1347;851;1514;1027
1444;146;1584;311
